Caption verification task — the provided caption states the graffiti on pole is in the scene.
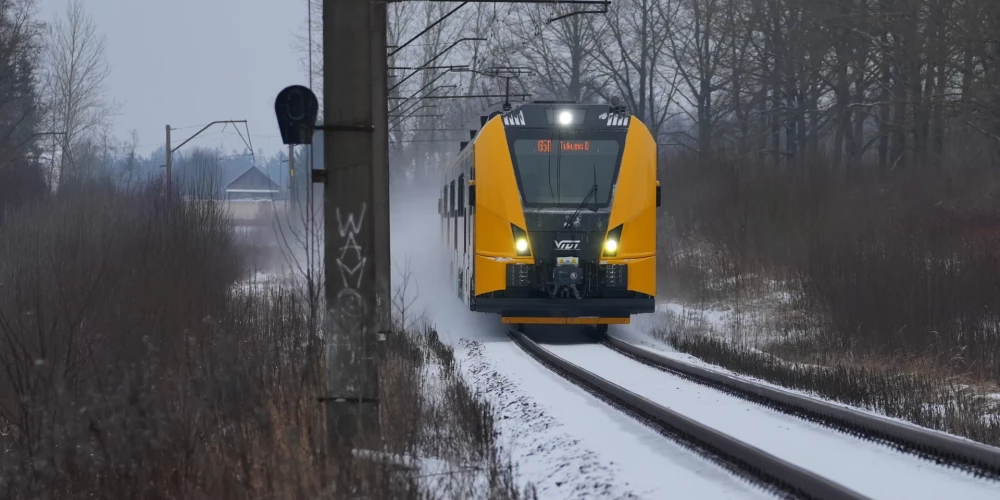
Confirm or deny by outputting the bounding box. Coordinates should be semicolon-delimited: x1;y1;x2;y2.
333;203;368;332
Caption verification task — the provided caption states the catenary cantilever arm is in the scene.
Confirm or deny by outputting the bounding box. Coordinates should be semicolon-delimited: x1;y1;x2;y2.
389;38;484;92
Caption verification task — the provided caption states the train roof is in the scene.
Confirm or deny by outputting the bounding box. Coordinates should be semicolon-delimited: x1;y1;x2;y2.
446;100;640;171
495;101;633;130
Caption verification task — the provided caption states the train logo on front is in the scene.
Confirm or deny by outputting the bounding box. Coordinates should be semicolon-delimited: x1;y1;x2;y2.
554;240;581;251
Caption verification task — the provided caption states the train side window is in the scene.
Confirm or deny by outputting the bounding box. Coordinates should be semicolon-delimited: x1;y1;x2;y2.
451;179;457;250
458;173;465;216
459;173;466;252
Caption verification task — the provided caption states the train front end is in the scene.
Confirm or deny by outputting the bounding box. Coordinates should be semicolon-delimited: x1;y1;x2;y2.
471;101;659;331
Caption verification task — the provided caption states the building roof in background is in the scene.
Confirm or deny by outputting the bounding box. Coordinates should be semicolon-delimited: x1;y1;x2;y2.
225;166;279;192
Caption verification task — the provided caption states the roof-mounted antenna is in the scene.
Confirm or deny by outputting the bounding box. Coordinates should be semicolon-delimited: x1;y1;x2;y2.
456;66;531;112
609;95;627;114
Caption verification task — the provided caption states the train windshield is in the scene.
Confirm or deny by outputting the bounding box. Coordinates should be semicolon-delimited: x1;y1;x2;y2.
511;138;622;208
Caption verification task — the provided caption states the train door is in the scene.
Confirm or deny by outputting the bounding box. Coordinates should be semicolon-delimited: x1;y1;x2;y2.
464;151;473;307
457;148;475;307
467;151;475;308
449;178;456;283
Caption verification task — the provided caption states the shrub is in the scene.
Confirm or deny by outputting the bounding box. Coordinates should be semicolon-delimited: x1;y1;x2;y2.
658;153;1000;381
0;175;530;499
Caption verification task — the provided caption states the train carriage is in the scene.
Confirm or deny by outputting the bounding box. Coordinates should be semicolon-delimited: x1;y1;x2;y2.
439;99;659;334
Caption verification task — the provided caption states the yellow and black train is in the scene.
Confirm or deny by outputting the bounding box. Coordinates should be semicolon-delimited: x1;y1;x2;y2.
438;100;659;334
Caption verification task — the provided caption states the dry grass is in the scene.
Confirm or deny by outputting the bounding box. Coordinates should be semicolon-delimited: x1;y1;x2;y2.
0;174;532;499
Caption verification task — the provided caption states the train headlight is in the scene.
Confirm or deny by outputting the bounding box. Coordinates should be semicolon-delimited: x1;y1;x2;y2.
557;110;572;125
511;224;531;256
603;224;623;257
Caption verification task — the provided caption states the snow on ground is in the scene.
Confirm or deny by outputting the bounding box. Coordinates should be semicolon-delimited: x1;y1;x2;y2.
657;302;731;330
631;332;1000;434
455;334;771;499
390;192;772;499
544;342;1000;500
352;357;498;496
621;304;1000;437
615;306;823;380
352;449;490;493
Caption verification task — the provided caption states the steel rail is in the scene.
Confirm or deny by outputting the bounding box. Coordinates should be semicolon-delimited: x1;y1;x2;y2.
509;329;869;500
604;335;1000;479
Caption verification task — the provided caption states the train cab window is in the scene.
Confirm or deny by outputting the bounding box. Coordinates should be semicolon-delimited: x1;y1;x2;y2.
450;180;455;216
510;139;622;208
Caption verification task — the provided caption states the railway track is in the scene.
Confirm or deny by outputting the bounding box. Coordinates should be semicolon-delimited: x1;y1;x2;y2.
602;334;1000;479
509;328;868;500
508;328;1000;500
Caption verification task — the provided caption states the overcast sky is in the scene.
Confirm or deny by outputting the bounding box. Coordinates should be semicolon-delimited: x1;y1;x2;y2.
37;0;308;159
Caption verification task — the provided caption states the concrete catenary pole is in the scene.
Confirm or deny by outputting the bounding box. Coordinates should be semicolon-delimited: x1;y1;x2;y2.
372;0;392;336
322;0;381;453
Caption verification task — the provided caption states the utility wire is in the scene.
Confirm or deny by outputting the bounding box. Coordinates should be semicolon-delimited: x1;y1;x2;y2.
306;0;317;323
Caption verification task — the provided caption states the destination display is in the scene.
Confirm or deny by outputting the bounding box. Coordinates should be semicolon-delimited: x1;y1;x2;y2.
535;140;591;153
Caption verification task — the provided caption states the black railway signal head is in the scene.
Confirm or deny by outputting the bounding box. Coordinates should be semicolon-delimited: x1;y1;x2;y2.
274;85;319;145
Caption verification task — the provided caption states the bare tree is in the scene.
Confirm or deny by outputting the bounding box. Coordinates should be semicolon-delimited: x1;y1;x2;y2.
0;0;42;168
0;0;47;215
288;0;1000;171
587;0;680;138
292;0;323;113
666;0;737;159
41;0;117;185
501;5;605;103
